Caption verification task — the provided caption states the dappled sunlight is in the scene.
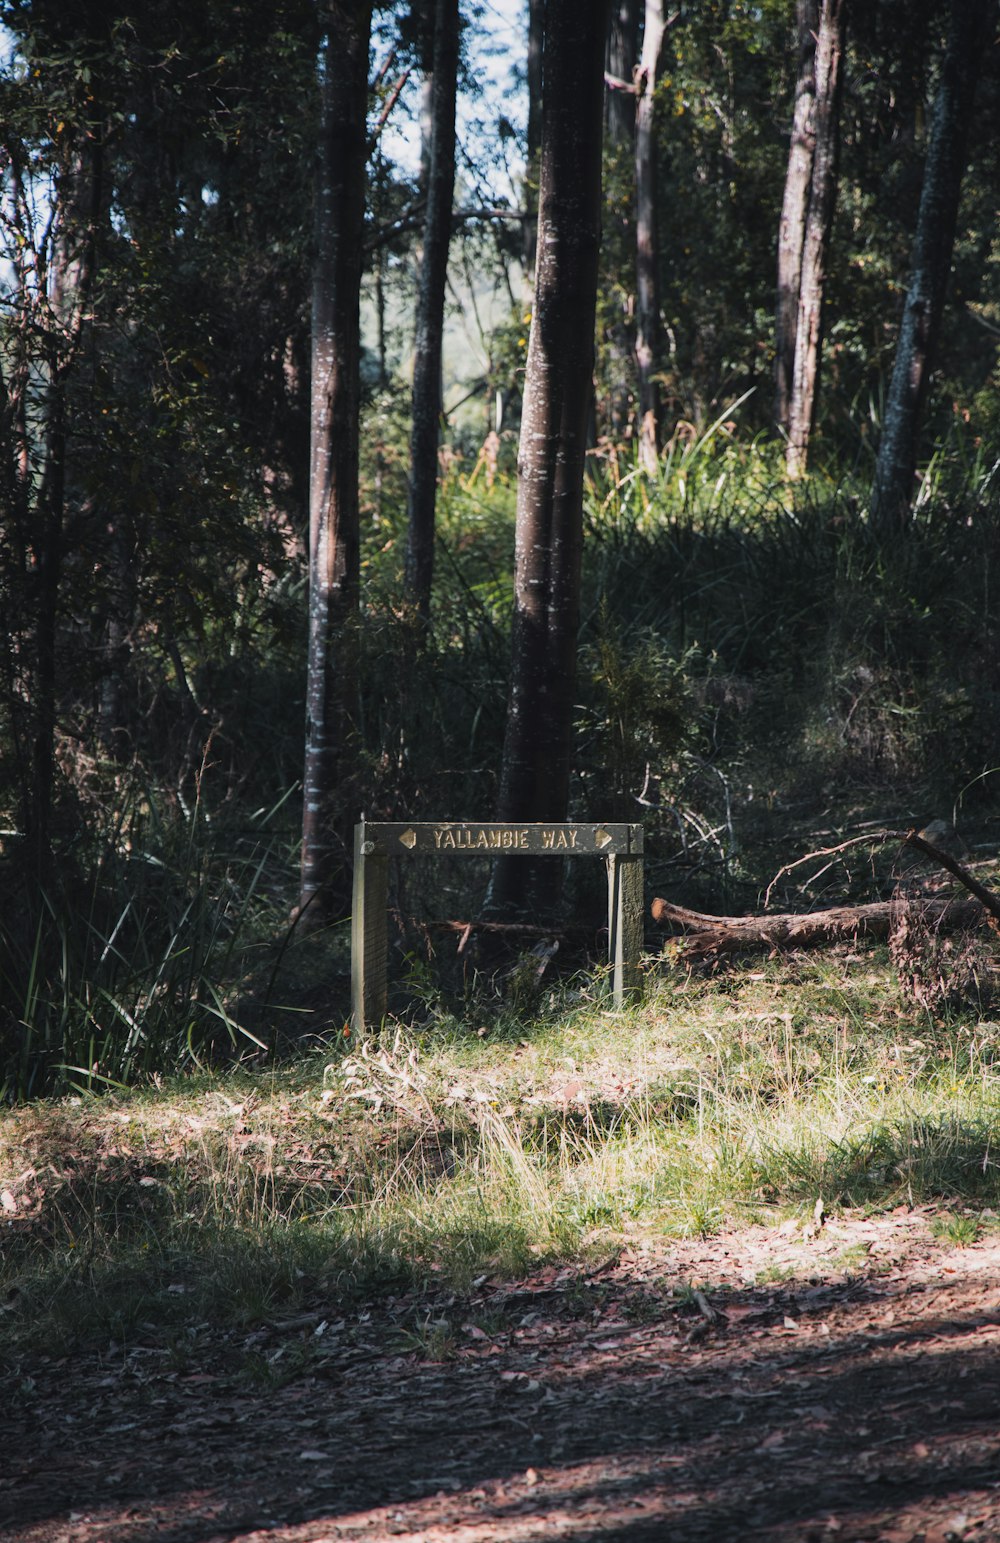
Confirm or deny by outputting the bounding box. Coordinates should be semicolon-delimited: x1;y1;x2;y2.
6;1233;1000;1541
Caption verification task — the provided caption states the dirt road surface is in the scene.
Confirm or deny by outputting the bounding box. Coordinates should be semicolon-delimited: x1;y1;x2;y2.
4;1208;1000;1543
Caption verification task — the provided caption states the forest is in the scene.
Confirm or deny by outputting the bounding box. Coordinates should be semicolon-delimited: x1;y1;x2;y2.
7;7;1000;1538
1;0;1000;1099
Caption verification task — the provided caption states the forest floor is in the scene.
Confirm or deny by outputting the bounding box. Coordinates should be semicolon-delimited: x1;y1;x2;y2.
5;1204;1000;1543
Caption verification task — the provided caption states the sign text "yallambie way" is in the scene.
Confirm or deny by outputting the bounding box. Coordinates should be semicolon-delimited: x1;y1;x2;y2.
358;822;643;857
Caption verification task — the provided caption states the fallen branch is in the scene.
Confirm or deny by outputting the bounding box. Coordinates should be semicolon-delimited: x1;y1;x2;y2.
367;68;411;157
393;915;580;958
763;830;904;908
650;895;985;957
902;829;1000;923
415;919;582;937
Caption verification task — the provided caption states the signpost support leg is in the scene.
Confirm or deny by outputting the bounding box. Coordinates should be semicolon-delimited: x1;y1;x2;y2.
351;823;388;1033
607;853;644;1006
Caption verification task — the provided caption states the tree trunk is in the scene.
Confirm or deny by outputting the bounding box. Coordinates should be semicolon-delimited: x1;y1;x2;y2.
489;0;610;918
604;0;640;442
784;0;845;479
522;0;544;285
0;338;31;843
30;356;66;878
404;0;459;623
634;0;668;476
870;0;994;533
775;0;818;434
300;1;372;921
26;116;103;875
606;0;639;141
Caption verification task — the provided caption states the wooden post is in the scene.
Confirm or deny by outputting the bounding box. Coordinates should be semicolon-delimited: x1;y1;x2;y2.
607;851;644;1006
351;820;388;1032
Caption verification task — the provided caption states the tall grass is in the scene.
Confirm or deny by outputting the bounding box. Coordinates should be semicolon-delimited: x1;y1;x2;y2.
5;952;1000;1359
0;783;291;1101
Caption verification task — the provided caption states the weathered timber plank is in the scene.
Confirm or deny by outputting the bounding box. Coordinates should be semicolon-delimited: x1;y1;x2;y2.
361;821;643;857
351;825;388;1031
608;853;644;1004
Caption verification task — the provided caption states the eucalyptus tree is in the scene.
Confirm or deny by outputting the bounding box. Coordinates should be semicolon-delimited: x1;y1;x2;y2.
605;0;639;143
300;0;373;920
629;3;788;429
784;0;846;478
489;0;611;919
775;0;819;435
522;0;544;283
0;0;318;861
871;0;996;531
0;19;105;875
404;0;460;623
602;0;639;439
634;0;669;474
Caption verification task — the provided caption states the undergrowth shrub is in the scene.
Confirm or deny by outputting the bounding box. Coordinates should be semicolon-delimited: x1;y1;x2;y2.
0;786;286;1101
580;442;1000;880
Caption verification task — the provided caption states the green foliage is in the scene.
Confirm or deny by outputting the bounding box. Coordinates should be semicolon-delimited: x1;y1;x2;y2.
639;2;792;424
587;0;1000;457
5;406;1000;1093
0;787;292;1101
578;605;701;821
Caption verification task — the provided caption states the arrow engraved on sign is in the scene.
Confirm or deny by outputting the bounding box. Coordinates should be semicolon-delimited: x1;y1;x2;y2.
594;828;612;849
399;829;417;850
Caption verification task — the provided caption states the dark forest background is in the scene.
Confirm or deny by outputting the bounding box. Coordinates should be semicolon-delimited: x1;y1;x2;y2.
3;0;1000;1098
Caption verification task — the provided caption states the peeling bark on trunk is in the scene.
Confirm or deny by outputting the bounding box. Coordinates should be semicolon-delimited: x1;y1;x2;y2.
489;0;610;919
634;0;668;476
775;0;818;434
404;0;459;623
300;2;372;921
784;0;845;480
870;0;994;533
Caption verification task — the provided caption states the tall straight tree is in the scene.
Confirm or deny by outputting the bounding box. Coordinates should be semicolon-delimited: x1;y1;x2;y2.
404;0;459;622
0;24;106;878
634;0;669;475
604;0;640;440
775;0;819;433
605;0;639;143
522;0;545;284
784;0;846;478
300;0;372;920
490;0;611;917
871;0;995;532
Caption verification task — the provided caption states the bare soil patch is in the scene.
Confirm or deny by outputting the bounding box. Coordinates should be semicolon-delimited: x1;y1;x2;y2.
4;1208;1000;1543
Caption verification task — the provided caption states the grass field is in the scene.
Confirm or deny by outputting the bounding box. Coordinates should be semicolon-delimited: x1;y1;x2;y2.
4;940;999;1366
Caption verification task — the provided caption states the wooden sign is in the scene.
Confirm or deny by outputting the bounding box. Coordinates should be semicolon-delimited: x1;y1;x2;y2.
351;820;644;1031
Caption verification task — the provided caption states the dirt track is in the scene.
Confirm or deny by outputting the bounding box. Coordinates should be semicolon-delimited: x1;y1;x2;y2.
5;1208;1000;1543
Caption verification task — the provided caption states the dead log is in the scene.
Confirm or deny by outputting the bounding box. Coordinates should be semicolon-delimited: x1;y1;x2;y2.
650;895;985;957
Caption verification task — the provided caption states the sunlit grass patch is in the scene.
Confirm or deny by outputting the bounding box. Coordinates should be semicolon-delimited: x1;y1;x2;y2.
4;949;1000;1358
